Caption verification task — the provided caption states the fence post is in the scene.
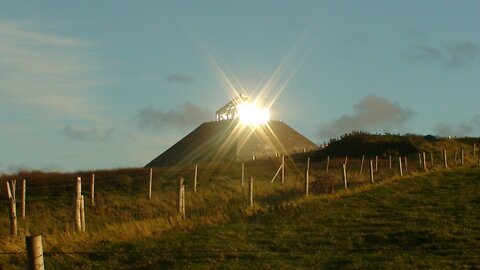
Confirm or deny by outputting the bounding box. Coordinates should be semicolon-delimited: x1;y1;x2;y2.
80;195;85;232
375;155;378;172
6;181;17;236
177;178;185;220
461;149;465;166
369;160;374;183
359;155;365;175
241;162;245;188
473;144;477;158
249;177;254;207
389;155;392;170
422;152;427;171
26;235;44;270
22;179;26;220
342;163;348;190
398;157;403;177
281;155;285;184
443;149;448;169
75;177;82;232
326;156;330;174
404;156;408;172
344;156;348;167
148;168;152;199
194;164;198;193
91;173;95;207
418;153;422;169
430;152;434;167
305;157;310;198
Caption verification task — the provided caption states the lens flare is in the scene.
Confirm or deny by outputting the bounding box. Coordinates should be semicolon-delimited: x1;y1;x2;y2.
237;102;270;126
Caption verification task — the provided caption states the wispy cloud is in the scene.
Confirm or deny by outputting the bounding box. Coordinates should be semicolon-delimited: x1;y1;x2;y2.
434;114;480;137
135;103;211;130
62;125;115;141
318;95;414;139
165;73;196;83
402;42;480;69
0;20;100;120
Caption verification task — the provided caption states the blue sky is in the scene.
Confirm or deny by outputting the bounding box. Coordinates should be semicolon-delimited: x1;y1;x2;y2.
1;1;479;172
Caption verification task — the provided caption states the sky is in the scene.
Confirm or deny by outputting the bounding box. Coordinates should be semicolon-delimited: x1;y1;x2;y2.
1;0;479;173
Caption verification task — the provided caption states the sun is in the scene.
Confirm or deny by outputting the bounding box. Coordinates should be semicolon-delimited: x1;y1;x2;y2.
237;102;270;126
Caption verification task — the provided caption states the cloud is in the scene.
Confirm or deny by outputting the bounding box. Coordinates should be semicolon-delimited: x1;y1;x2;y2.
165;73;195;83
403;42;480;69
434;114;480;137
318;95;414;139
0;20;100;120
62;125;115;141
135;103;211;130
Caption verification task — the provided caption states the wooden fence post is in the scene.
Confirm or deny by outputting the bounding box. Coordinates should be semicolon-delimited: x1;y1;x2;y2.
194;164;198;193
249;177;254;207
430;152;434;167
404;156;408;172
177;178;185;220
148;168;152;199
359;155;365;175
344;156;348;167
389;155;392;170
22;179;26;220
398;157;403;177
91;173;95;207
75;177;82;232
326;156;330;174
369;160;374;183
6;181;17;236
473;144;477;158
305;157;310;198
342;163;348;190
422;152;427;171
80;195;85;232
461;149;465;166
281;155;285;184
443;149;448;169
418;153;422;169
375;155;378;172
26;235;45;270
241;162;245;188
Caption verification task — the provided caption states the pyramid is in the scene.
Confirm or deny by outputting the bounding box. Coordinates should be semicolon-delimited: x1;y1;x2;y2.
146;119;317;167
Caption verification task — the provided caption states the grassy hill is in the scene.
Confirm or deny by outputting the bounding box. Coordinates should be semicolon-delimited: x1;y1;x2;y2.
1;154;479;269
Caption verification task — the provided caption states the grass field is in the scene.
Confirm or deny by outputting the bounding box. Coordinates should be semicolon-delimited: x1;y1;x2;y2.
1;158;479;269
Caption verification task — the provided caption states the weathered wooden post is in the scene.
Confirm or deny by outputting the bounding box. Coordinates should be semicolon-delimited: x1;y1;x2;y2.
418;153;422;169
22;179;26;220
443;149;448;169
6;181;17;236
422;152;427;171
249;177;254;207
194;164;198;193
404;156;408;172
305;157;310;198
398;157;403;177
326;156;330;174
91;173;95;207
369;160;374;183
80;195;85;232
177;178;185;220
473;144;477;158
375;155;378;172
342;163;348;190
430;152;434;167
148;168;152;199
241;162;245;188
461;149;465;166
26;235;45;270
389;155;392;170
359;155;365;175
344;156;348;167
281;155;285;184
74;177;82;232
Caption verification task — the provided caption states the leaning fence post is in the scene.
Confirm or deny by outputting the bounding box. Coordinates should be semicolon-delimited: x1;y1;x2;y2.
194;164;198;192
359;155;365;176
148;168;153;199
369;160;374;183
443;149;448;169
22;179;26;220
281;155;285;184
342;163;348;190
389;155;392;170
344;156;348;167
177;178;185;220
6;181;17;236
375;155;378;172
91;173;95;207
80;195;85;232
398;157;403;177
241;162;245;188
249;177;254;207
74;177;82;232
326;156;330;174
305;157;310;198
26;235;45;270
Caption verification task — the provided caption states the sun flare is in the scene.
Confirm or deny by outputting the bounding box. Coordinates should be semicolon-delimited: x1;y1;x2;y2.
237;102;270;126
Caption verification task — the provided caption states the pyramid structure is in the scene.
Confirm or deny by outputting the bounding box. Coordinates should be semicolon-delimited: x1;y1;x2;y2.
146;119;317;167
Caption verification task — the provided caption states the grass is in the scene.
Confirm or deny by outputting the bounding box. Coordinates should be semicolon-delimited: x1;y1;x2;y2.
0;157;479;269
